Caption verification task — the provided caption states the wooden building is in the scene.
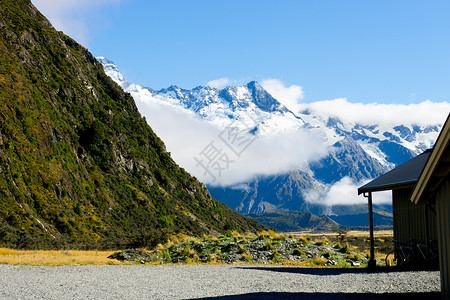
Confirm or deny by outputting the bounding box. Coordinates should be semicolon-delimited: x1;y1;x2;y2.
358;149;437;267
359;113;450;299
411;114;450;299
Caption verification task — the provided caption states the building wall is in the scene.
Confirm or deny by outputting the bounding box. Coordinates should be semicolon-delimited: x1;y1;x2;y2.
436;176;450;299
393;189;437;246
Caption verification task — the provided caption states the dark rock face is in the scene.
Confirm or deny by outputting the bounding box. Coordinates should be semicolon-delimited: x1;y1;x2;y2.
312;136;386;184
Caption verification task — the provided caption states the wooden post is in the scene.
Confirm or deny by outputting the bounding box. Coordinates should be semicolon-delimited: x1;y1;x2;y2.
425;203;430;260
367;192;376;269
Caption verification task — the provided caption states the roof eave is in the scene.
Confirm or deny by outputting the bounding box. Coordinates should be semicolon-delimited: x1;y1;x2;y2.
358;180;417;195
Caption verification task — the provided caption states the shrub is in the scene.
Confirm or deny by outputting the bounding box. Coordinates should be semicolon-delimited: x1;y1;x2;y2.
352;254;360;262
156;243;165;253
268;230;277;237
264;242;275;251
207;253;220;263
232;231;241;239
258;231;269;240
161;249;171;261
238;245;247;254
273;233;286;241
321;251;331;259
314;240;326;246
178;247;198;259
339;243;351;254
240;253;252;262
313;256;327;266
271;250;281;259
298;237;308;245
292;248;304;256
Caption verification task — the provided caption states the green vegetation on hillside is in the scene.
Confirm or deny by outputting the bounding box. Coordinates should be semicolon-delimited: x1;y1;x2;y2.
0;0;266;250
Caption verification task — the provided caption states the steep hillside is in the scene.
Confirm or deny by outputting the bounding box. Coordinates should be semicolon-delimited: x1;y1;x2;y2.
0;0;266;249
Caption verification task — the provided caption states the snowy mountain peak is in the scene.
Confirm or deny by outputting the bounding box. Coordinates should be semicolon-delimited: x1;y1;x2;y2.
97;57;443;171
97;57;447;215
97;57;302;133
96;57;128;87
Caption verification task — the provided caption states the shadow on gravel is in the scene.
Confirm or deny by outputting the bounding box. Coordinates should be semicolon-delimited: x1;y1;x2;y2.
193;291;440;300
236;266;435;276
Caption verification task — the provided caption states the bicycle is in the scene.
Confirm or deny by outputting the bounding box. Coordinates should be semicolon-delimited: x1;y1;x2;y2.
415;241;439;262
385;240;439;268
385;242;415;267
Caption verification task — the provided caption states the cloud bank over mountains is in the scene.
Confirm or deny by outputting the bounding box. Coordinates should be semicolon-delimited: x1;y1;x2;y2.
302;176;392;208
299;99;450;127
260;79;305;113
98;58;449;208
132;91;330;187
133;84;449;188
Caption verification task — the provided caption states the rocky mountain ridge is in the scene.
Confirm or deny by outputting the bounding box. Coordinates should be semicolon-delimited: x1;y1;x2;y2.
98;59;442;217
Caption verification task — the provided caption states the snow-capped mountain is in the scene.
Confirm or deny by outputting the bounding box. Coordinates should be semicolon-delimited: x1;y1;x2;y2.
98;57;444;215
97;57;304;133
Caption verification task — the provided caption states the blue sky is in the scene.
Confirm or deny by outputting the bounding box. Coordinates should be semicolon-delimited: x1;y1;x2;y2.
32;0;449;104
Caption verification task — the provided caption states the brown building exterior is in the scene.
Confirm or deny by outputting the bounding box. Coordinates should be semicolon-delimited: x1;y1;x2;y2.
358;149;437;266
411;114;450;299
358;113;450;299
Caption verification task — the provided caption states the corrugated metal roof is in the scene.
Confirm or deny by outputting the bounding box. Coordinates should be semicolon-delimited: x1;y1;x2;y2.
358;149;432;194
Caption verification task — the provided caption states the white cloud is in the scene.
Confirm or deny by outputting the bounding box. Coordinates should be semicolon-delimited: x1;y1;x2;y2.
207;78;230;89
31;0;122;45
302;177;392;207
261;79;305;113
130;86;449;187
299;98;450;127
129;89;330;186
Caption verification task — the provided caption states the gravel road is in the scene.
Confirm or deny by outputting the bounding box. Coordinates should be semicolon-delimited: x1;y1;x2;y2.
0;264;440;299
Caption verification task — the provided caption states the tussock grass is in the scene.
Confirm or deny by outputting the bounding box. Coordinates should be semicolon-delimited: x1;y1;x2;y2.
314;239;328;246
292;248;304;256
313;256;328;266
263;242;275;251
298;237;308;245
339;243;352;254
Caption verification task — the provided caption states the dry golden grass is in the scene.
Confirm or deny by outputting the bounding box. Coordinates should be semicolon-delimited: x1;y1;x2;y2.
0;248;132;266
288;230;393;238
